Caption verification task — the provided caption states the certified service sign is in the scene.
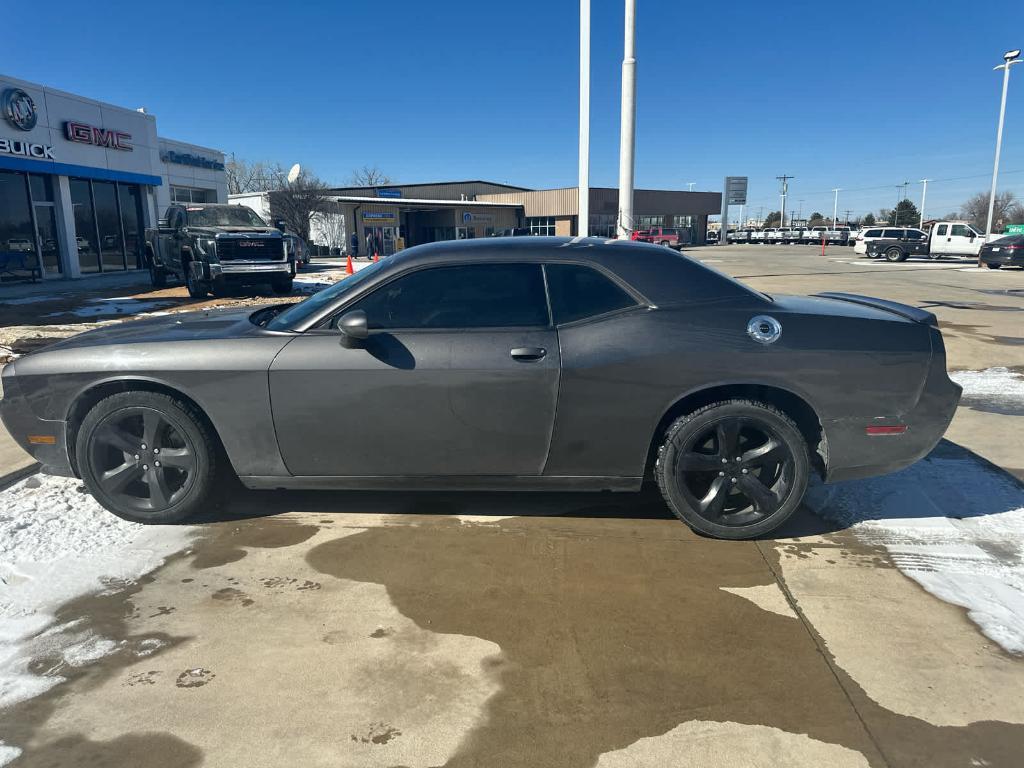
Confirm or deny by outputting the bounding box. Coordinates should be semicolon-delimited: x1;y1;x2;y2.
2;88;38;131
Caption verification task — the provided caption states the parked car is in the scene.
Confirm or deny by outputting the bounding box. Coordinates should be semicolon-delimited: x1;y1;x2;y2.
1;237;961;541
705;230;720;244
6;238;33;253
854;227;928;255
145;204;295;297
979;234;1024;269
632;227;687;248
748;229;766;244
866;221;987;262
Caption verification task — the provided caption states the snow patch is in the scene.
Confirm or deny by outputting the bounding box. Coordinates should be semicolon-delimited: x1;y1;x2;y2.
804;448;1024;654
0;474;194;710
951;366;1024;398
44;296;174;318
0;743;22;767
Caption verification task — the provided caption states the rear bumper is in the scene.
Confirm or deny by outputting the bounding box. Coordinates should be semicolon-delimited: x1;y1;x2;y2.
0;368;75;477
980;251;1024;266
823;327;961;483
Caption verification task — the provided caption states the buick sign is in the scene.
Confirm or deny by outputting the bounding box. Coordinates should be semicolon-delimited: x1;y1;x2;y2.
2;88;38;131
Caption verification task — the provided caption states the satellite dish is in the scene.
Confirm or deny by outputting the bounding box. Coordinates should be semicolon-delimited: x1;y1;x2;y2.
287;163;301;183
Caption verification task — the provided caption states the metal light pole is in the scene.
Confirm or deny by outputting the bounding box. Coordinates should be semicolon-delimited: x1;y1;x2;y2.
578;0;590;237
985;49;1022;239
918;179;929;228
686;182;696;192
831;188;840;228
616;0;637;239
777;175;792;228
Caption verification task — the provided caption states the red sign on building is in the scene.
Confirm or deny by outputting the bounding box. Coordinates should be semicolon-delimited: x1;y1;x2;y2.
64;121;133;151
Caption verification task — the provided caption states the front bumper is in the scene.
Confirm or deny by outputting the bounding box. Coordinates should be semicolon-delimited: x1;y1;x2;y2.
211;261;292;277
0;367;74;477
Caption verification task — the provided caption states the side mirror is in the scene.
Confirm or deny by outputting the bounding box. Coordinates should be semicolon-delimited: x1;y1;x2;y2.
337;310;368;346
274;220;287;232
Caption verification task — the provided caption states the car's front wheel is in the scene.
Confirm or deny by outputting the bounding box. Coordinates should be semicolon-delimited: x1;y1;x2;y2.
884;246;906;262
76;391;217;524
185;265;207;298
655;400;810;539
986;262;1002;269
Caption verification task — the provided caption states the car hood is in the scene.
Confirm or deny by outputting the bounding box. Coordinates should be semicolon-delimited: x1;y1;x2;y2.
39;306;273;352
188;226;282;237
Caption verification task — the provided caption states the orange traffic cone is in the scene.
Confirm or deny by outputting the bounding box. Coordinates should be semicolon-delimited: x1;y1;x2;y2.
345;255;354;275
373;252;380;263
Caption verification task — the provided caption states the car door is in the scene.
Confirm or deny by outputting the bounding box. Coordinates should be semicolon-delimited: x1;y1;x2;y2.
269;262;560;477
946;224;979;256
930;223;951;255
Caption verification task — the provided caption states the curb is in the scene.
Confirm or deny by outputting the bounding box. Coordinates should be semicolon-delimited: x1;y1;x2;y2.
0;461;40;492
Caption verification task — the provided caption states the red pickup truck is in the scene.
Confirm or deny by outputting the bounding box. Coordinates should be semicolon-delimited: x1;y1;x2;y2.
631;227;687;249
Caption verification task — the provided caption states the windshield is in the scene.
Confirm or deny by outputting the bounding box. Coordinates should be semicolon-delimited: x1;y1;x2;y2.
187;205;267;227
265;260;389;331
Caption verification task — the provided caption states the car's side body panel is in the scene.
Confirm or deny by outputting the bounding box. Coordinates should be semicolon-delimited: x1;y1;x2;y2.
269;328;560;476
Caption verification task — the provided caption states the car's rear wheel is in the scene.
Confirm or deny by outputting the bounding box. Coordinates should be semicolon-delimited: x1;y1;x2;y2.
77;391;216;524
986;262;1002;269
885;246;906;262
655;400;810;540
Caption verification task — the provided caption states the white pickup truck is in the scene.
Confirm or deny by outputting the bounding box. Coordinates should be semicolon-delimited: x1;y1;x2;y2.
865;221;991;261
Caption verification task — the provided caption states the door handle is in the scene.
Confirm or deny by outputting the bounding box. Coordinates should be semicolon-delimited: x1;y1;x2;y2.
510;346;546;361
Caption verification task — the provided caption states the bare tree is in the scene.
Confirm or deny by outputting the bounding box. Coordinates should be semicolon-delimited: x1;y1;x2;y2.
311;210;347;252
960;190;1019;232
225;155;278;194
348;165;392;187
268;168;335;241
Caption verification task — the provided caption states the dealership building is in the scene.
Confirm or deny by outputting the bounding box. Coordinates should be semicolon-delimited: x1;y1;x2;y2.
320;182;719;256
0;73;227;283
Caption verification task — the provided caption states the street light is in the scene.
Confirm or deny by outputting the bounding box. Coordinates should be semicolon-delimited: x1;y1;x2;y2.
918;179;929;228
985;48;1022;240
686;182;696;192
831;188;840;228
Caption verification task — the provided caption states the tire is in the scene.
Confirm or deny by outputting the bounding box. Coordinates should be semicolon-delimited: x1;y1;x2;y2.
76;391;217;524
986;263;1002;269
148;256;167;288
884;246;906;263
185;263;207;297
655;400;810;540
271;276;294;295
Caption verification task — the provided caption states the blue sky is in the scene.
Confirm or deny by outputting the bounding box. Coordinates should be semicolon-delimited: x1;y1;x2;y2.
6;0;1023;219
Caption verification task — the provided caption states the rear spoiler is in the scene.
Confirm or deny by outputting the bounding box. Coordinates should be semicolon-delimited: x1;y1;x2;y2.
815;292;938;326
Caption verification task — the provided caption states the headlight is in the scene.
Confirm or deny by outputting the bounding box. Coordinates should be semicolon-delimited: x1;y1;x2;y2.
196;238;218;260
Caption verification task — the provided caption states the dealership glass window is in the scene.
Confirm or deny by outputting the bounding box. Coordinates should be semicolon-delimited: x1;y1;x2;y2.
70;179;100;273
171;186;216;204
671;215;696;245
0;171;37;281
526;217;556;236
635;215;664;230
94;181;125;271
118;184;145;269
588;214;616;238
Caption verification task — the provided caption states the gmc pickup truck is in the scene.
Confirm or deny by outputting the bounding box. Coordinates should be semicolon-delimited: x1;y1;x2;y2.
865;221;990;262
145;204;294;297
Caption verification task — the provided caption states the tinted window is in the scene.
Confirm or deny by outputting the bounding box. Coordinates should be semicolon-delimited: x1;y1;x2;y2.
882;229;901;238
349;263;548;329
545;263;637;324
936;224;948;236
865;229;882;237
950;224;971;237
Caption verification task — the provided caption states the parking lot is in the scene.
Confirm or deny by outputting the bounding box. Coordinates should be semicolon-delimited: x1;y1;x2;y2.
1;245;1023;767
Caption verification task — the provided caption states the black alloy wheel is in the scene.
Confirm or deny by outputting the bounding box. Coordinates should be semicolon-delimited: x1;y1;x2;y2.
885;246;906;262
185;265;206;298
657;400;810;539
78;392;216;524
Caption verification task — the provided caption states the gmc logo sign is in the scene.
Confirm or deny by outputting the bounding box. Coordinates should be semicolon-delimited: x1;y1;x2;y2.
64;121;133;151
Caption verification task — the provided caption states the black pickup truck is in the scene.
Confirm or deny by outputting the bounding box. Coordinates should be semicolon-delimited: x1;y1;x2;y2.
144;204;294;297
866;232;931;262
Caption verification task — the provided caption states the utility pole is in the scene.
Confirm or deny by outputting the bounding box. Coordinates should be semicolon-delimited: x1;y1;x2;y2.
776;175;792;228
832;188;841;228
843;209;853;226
757;206;764;226
616;0;637;239
986;49;1022;239
918;179;929;228
578;0;590;237
686;182;696;192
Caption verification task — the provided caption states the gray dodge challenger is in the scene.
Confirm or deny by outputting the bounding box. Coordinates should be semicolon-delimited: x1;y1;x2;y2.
1;237;962;539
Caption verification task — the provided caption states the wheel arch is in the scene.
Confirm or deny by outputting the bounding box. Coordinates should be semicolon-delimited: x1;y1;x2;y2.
65;377;227;477
645;383;828;479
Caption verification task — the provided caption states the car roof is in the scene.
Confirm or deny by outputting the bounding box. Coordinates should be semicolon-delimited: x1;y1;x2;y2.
382;236;763;308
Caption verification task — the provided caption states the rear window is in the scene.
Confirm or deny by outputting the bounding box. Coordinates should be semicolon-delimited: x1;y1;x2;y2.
882;229;902;238
545;263;638;324
865;229;882;237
